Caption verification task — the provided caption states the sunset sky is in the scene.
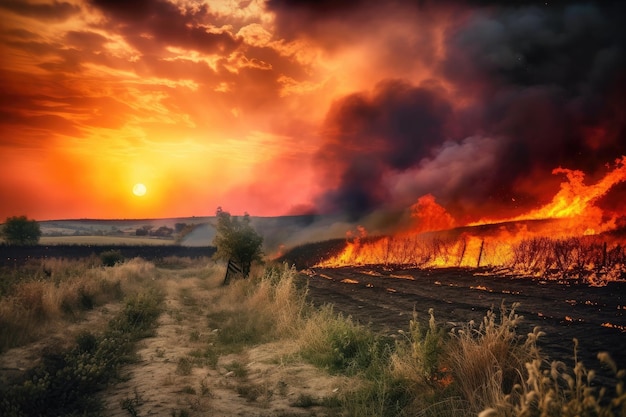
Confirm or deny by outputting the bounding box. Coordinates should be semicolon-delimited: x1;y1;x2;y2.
1;0;625;222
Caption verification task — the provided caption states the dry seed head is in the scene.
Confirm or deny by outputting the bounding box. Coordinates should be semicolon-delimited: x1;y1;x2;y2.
597;351;617;373
478;408;498;417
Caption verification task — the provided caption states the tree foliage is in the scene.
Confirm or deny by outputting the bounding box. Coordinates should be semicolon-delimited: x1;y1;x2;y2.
213;208;263;278
2;215;41;245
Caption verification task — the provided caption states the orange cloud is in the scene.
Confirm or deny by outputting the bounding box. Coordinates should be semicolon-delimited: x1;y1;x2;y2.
0;0;624;226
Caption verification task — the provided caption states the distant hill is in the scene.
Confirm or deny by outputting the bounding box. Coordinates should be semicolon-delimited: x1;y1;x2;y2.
36;214;356;254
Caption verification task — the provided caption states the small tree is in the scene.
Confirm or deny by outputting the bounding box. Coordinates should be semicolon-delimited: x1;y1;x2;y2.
213;207;263;278
2;215;42;245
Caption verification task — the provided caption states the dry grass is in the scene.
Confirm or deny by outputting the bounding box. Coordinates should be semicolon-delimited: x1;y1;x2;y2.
447;303;540;413
2;257;624;417
0;258;159;352
480;340;626;417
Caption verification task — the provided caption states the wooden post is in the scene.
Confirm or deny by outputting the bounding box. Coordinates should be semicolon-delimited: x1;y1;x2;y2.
457;238;467;267
223;259;242;286
476;240;485;268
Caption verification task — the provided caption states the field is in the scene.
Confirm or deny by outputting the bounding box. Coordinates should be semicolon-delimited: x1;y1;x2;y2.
303;266;626;381
1;242;625;416
39;236;176;246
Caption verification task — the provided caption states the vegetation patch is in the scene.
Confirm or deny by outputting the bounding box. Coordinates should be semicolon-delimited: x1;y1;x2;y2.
0;290;163;416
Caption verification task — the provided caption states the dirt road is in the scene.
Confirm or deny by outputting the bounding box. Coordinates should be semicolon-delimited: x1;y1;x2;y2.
302;266;626;373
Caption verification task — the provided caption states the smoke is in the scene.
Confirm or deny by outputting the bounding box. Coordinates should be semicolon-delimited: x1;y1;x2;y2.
303;1;626;224
314;79;453;220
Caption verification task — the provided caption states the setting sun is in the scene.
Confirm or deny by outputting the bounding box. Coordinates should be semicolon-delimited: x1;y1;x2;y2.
133;183;147;197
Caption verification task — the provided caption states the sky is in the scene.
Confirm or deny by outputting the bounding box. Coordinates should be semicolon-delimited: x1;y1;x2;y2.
1;0;625;223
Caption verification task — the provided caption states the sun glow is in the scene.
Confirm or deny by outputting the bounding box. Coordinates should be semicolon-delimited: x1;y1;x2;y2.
133;183;147;196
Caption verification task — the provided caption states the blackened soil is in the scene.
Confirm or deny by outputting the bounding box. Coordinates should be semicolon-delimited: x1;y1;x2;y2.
302;266;626;385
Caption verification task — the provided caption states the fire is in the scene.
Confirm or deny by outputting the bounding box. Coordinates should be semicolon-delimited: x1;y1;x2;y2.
473;156;626;235
315;157;626;283
409;194;455;233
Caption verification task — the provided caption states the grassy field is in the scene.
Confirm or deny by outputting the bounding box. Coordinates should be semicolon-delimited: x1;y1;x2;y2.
1;257;624;417
39;235;175;245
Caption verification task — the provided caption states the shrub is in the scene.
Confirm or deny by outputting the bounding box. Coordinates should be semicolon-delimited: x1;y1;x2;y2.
100;249;124;267
2;215;41;245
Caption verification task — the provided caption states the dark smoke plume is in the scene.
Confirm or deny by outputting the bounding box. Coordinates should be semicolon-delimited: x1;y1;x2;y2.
302;1;626;222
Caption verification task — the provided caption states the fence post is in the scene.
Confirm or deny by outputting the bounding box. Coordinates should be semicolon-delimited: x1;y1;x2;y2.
476;240;485;268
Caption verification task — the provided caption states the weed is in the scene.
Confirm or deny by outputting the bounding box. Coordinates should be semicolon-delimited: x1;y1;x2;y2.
224;361;248;378
291;393;318;408
447;303;536;413
170;409;190;417
181;385;196;395
199;379;211;396
176;357;193;376
236;382;273;404
299;304;389;375
120;388;143;417
189;329;200;342
480;340;626;417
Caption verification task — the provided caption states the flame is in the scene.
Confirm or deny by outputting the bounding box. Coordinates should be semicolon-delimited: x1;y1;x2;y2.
408;194;456;233
315;157;626;283
472;156;626;235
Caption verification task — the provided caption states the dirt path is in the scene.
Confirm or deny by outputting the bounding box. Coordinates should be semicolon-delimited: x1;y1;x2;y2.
99;275;348;417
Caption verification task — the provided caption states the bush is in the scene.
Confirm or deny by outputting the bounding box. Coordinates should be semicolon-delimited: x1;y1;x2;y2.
2;215;41;245
100;250;124;267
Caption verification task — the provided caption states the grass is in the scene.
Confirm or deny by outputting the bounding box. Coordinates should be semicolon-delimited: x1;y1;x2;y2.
187;260;626;416
39;235;174;245
1;256;624;417
0;258;158;353
203;263;308;354
0;288;163;416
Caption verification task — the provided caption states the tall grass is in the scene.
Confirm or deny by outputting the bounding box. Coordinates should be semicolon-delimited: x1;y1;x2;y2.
292;294;626;417
0;258;159;352
479;340;626;417
446;303;541;413
204;263;309;352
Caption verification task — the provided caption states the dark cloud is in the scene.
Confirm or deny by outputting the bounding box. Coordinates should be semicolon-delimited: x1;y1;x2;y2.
315;80;453;219
0;0;80;21
443;2;626;175
89;0;242;55
312;1;626;221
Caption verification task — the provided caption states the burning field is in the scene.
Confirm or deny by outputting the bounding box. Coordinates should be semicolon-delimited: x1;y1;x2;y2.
280;157;626;375
300;157;626;283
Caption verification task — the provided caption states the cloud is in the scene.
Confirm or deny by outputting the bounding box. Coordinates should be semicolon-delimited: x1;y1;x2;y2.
0;0;80;21
315;79;453;219
88;0;242;56
309;1;626;222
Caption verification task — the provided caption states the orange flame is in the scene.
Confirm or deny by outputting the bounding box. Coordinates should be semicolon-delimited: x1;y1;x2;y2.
408;194;456;233
316;157;626;283
472;156;626;235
